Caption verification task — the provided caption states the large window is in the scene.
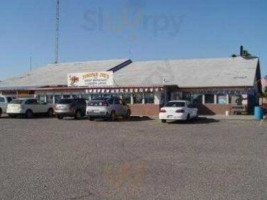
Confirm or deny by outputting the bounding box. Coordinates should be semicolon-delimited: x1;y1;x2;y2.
55;95;62;104
229;95;243;105
217;94;227;105
205;94;214;104
133;93;143;104
144;93;154;104
0;97;5;103
192;94;203;105
46;95;54;104
122;94;131;104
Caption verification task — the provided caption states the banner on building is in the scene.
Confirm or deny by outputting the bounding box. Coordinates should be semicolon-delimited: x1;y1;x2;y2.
68;72;114;87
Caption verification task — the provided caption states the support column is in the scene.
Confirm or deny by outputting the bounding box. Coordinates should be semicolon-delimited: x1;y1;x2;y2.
202;95;205;104
214;94;217;104
142;93;145;104
130;93;134;105
226;94;230;104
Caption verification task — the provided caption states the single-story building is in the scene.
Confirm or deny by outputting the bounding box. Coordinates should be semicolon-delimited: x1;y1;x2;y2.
0;56;262;116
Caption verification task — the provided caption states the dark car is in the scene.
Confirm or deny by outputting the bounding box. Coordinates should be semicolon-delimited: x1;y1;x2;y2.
54;98;86;119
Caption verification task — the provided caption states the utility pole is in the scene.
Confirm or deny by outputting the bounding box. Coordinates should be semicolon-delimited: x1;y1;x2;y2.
54;0;60;64
30;56;32;72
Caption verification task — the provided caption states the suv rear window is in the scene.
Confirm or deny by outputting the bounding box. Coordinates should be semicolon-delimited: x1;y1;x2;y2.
88;101;107;106
165;102;185;107
58;99;73;104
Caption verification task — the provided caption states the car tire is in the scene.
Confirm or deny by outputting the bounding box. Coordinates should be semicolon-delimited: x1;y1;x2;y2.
124;109;131;120
75;110;82;120
110;111;116;121
47;108;54;118
25;110;34;119
0;108;2;118
186;114;190;121
57;115;63;120
161;119;167;123
88;116;94;121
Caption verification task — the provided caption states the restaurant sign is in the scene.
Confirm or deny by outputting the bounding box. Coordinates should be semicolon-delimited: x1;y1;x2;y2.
68;72;114;87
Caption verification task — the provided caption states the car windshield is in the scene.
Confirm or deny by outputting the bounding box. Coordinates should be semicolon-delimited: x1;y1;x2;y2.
10;99;24;104
165;102;185;107
58;99;73;104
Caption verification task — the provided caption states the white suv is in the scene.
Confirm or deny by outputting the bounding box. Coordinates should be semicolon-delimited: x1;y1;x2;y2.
0;96;14;117
86;97;131;121
7;98;54;118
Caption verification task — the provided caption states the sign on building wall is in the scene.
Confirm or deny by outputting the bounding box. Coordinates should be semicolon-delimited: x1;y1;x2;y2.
68;72;114;87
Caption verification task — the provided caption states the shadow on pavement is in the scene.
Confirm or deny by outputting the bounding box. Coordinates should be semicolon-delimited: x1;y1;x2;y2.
167;117;219;124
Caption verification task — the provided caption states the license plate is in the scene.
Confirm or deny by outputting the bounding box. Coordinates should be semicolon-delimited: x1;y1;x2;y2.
167;115;173;118
92;110;100;113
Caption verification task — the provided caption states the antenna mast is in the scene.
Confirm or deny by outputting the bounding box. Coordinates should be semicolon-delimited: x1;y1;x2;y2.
54;0;60;64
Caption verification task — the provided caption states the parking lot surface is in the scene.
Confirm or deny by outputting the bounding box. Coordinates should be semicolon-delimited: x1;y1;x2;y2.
0;117;267;200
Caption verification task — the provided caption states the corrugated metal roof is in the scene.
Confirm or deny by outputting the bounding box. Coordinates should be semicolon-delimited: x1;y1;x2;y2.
0;59;128;88
0;57;260;90
114;57;259;88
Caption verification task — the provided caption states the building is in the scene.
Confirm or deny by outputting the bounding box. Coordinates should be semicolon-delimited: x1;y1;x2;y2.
0;56;262;116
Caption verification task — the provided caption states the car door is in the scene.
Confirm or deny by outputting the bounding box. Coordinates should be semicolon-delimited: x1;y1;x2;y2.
120;100;128;115
187;103;197;118
113;98;123;115
39;101;49;113
24;99;37;113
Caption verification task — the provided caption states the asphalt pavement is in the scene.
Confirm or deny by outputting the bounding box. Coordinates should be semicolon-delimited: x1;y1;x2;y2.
0;116;266;200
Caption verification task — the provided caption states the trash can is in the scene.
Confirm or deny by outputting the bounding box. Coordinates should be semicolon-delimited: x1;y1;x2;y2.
254;106;263;120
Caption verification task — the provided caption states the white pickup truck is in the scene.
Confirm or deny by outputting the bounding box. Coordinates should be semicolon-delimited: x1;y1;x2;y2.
0;96;14;117
7;98;54;118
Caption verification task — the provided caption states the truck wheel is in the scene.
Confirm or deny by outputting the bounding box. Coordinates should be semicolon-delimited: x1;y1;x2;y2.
124;109;131;120
75;110;82;120
57;115;63;120
88;116;94;121
186;114;190;121
47;108;54;118
161;119;167;123
0;108;2;118
110;111;116;121
26;110;34;119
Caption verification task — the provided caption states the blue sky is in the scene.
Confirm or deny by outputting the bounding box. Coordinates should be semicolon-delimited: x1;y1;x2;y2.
0;0;266;80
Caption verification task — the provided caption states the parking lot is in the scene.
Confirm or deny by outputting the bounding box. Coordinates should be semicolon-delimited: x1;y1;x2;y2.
0;117;267;200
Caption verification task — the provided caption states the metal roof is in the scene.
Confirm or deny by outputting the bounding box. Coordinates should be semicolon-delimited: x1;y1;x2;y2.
0;59;128;89
0;57;260;90
114;57;259;88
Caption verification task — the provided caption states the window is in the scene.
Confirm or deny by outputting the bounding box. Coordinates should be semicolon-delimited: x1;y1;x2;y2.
183;92;191;101
46;95;54;104
0;97;5;103
91;94;103;100
229;95;243;105
7;97;13;103
122;94;131;104
133;93;143;104
165;102;185;107
217;95;227;105
205;94;214;104
37;95;46;103
192;94;203;105
63;95;71;99
55;95;62;104
114;98;120;105
144;93;154;104
25;99;37;105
